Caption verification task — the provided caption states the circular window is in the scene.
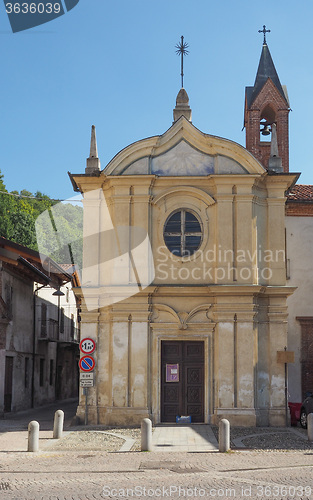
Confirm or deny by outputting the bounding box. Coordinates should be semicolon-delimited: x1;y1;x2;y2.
163;209;202;257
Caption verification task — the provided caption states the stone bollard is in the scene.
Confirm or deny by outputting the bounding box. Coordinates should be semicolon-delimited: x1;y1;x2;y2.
28;420;39;452
219;418;230;452
53;410;64;439
141;418;152;451
308;413;313;442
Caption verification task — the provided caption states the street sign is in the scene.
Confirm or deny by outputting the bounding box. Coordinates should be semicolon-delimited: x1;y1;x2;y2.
79;338;96;354
80;379;94;388
79;355;95;372
277;351;295;363
80;372;94;380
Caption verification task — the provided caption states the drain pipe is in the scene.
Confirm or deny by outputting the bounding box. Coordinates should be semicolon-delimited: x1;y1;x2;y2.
31;284;47;408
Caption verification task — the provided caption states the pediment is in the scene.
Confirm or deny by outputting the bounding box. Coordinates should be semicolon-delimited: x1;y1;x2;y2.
103;117;265;176
153;141;211;175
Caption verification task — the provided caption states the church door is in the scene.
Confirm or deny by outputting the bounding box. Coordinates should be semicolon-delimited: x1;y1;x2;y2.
161;340;204;423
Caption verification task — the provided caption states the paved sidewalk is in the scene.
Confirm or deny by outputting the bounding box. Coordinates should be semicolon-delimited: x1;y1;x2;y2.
0;399;78;454
0;403;312;499
0;445;312;499
0;408;312;499
152;425;218;452
0;398;78;432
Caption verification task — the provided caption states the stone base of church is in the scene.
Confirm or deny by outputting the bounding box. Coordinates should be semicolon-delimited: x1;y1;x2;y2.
211;408;257;427
253;408;288;427
75;404;98;425
211;408;288;427
98;407;150;426
211;408;287;427
260;408;288;427
76;405;288;427
76;405;149;426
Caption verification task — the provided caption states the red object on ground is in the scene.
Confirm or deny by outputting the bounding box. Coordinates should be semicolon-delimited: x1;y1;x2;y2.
288;402;302;426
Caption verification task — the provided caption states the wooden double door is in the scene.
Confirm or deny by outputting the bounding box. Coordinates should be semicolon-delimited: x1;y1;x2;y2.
161;341;204;423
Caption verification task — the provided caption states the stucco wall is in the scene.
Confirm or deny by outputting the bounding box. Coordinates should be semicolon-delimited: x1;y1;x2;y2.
3;271;34;412
0;270;79;414
286;215;313;402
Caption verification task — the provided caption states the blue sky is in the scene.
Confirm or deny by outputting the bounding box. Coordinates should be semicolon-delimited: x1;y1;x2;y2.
0;0;312;200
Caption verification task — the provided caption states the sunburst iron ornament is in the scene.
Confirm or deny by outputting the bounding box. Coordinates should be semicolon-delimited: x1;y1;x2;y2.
175;35;189;88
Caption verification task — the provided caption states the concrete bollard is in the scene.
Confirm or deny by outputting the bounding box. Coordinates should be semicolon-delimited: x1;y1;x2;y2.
219;418;230;452
53;410;64;439
28;420;39;452
308;413;313;442
141;418;152;451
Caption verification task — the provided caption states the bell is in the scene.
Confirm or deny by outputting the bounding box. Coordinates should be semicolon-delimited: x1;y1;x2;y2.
261;125;271;136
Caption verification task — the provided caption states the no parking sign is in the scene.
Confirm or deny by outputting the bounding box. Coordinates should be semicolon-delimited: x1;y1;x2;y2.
79;355;95;372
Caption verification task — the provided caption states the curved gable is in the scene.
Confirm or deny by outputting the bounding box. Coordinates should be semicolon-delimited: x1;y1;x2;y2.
103;117;265;176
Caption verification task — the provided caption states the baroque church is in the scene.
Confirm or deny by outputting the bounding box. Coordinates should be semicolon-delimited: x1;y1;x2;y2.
69;32;313;426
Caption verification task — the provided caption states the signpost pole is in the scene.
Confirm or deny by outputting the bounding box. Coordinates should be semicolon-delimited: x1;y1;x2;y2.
84;387;88;426
79;338;96;427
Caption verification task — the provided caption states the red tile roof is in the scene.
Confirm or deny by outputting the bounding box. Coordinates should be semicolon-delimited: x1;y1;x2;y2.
287;185;313;202
58;263;75;272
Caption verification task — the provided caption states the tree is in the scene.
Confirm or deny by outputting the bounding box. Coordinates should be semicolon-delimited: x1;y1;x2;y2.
0;171;6;192
0;171;15;240
0;169;83;267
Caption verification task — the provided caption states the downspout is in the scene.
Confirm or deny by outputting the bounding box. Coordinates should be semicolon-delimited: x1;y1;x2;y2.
31;284;46;408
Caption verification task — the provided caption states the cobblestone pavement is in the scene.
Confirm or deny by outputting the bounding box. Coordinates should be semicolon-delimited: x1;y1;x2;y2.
0;401;312;500
0;448;312;500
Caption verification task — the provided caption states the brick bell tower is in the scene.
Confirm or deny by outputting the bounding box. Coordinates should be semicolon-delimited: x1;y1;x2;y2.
244;26;290;172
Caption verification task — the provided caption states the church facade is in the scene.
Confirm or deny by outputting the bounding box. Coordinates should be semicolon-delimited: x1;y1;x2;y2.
70;38;303;427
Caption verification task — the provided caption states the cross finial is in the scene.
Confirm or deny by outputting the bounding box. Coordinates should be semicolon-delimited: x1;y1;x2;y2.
258;25;271;45
175;35;189;88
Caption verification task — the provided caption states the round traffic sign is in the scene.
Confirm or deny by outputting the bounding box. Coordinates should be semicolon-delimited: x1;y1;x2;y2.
79;355;96;372
79;338;96;354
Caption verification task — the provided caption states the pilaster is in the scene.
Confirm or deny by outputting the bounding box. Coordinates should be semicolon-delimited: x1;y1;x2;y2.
235;192;256;284
82;188;103;288
214;180;234;284
267;297;289;426
212;297;257;426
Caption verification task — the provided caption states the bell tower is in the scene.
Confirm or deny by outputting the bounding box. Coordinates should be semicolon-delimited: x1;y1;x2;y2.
244;26;290;172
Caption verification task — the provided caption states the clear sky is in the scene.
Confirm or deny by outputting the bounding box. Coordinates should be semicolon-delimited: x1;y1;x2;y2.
0;0;312;200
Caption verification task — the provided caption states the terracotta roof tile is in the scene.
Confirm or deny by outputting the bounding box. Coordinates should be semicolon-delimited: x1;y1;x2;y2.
58;263;74;271
287;184;313;202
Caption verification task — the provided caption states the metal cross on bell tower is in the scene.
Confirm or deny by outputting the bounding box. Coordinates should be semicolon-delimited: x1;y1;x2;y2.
258;25;271;44
175;36;189;88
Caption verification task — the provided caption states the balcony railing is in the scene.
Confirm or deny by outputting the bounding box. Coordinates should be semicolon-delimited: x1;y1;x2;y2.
38;319;79;343
38;318;58;341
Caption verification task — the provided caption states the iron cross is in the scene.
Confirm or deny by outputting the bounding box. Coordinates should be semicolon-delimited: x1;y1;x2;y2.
175;36;189;88
258;25;271;44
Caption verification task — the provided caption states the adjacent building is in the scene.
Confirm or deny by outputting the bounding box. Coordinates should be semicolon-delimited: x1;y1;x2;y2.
0;237;80;415
285;187;313;402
